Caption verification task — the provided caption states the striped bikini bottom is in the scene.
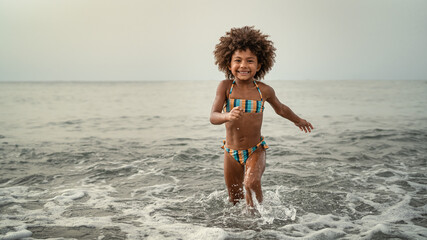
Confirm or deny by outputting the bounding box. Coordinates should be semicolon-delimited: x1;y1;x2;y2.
222;137;269;165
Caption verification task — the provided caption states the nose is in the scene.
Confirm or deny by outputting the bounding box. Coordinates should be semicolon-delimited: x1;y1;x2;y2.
241;60;248;67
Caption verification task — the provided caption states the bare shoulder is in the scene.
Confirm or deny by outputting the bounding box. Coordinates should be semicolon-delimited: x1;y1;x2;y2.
219;79;233;87
257;81;276;100
216;79;233;94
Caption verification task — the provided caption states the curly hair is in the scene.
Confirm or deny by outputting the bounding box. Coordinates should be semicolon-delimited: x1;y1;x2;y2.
214;26;276;80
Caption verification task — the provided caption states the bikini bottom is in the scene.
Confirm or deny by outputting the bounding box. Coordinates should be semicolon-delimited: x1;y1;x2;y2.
222;137;268;165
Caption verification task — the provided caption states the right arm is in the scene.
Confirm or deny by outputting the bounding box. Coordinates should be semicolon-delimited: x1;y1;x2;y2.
210;80;242;125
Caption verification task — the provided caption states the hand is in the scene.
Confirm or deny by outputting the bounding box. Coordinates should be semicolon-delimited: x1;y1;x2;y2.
227;107;243;121
295;119;314;133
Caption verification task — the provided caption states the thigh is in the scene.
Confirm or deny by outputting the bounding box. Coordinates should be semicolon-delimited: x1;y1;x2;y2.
245;148;266;181
223;152;245;188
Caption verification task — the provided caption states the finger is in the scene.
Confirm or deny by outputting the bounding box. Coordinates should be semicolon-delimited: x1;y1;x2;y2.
233;107;241;114
230;112;238;120
232;107;242;115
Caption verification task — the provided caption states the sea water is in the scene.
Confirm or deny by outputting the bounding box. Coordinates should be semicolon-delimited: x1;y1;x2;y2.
0;80;426;239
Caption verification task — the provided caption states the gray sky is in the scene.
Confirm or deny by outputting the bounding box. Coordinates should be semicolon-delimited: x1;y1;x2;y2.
1;0;426;81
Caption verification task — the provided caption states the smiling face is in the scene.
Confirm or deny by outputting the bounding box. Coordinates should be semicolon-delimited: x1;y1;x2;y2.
228;49;261;81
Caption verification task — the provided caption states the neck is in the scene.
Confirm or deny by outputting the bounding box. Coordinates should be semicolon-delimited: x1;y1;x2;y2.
234;78;255;86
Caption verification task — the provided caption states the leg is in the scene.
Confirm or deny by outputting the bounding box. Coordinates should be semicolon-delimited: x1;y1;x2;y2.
223;152;245;205
244;148;266;207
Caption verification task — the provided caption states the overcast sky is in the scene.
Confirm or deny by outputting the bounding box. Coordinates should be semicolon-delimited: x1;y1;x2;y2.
1;0;426;81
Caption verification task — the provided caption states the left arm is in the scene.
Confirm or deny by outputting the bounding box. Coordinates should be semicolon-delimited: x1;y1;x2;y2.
264;85;314;133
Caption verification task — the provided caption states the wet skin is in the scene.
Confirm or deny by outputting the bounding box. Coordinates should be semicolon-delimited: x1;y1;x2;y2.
210;49;313;207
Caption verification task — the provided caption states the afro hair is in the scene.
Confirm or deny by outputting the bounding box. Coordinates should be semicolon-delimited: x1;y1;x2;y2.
214;26;276;80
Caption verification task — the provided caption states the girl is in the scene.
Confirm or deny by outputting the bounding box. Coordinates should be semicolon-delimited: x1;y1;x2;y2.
210;26;313;208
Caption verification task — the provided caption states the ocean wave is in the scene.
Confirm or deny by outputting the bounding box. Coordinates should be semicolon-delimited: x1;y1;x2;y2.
1;81;426;239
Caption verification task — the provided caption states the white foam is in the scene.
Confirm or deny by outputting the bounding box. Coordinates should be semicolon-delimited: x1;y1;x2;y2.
0;186;30;205
131;183;176;198
199;190;225;202
36;184;118;227
279;212;355;239
408;180;427;191
188;227;228;240
169;176;180;184
1;226;32;240
52;189;86;204
249;188;297;224
305;228;346;240
360;223;390;239
360;195;414;222
117;190;230;239
150;224;228;240
358;195;424;238
1;169;423;240
126;169;145;179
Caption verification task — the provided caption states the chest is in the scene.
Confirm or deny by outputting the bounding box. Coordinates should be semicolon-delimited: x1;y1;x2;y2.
227;86;263;101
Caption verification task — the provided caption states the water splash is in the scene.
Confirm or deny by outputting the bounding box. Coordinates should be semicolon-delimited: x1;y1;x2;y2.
250;187;297;224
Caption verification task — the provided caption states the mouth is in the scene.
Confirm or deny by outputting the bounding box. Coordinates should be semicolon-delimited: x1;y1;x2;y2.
237;71;250;75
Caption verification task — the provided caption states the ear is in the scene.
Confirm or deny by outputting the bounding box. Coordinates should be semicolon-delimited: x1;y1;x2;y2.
256;63;261;72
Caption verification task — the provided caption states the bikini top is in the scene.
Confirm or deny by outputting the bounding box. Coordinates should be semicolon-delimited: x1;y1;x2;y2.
224;80;265;113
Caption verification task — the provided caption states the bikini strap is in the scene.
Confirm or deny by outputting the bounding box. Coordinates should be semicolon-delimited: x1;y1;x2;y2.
229;80;236;95
253;81;263;101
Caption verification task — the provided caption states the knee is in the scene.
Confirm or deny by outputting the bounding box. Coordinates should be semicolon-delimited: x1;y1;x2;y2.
244;178;261;191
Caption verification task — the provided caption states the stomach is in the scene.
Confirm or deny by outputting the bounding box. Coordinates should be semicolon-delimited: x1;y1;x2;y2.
224;113;263;149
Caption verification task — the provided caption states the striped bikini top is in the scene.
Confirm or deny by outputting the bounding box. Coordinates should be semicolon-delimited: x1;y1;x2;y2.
224;80;265;113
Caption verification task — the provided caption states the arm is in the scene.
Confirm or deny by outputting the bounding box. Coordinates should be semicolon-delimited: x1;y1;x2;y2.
265;85;314;133
210;80;242;125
